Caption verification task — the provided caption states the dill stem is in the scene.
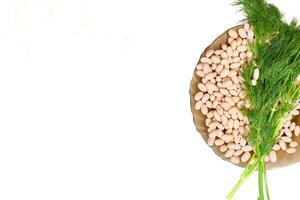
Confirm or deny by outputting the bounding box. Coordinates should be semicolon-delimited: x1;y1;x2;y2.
268;103;277;123
226;158;259;200
258;159;265;200
262;160;270;200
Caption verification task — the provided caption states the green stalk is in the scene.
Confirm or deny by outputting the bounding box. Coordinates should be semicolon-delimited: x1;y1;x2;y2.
262;160;270;200
268;103;277;123
226;158;259;200
258;159;265;200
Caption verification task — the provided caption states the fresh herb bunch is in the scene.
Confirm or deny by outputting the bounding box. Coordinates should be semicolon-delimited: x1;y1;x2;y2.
227;0;300;199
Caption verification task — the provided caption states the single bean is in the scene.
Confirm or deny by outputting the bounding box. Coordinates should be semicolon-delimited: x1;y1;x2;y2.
228;29;238;39
238;28;247;39
205;49;214;58
290;141;298;148
230;156;240;164
201;57;212;64
286;148;296;154
241;152;251;163
269;151;277;163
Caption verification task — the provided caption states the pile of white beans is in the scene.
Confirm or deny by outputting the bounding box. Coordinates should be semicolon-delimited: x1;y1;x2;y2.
194;24;300;165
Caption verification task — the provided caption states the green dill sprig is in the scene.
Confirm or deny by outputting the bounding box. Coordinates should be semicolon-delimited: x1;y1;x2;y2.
226;0;300;199
244;28;300;155
233;0;286;41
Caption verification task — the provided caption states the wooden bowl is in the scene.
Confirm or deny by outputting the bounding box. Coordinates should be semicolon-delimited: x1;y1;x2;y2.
189;25;300;169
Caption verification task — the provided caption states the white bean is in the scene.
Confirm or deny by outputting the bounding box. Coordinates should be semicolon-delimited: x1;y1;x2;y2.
221;44;228;51
247;30;254;41
228;29;238;39
286;148;296;154
279;140;287;150
225;149;235;158
231;76;239;84
230;156;240;164
208;137;215;146
221;59;229;65
212;100;218;109
222;135;233;143
213;111;221;122
290;141;298;148
230;63;240;69
232;57;240;63
216;65;223;73
237;45;247;52
234;149;243;156
221;102;231;111
233;50;239;57
206;82;218;92
205;49;214;58
196;70;205;77
206;101;212;108
272;144;280;151
227;143;236;150
201;94;210;103
234;136;240;144
242;145;253;152
215;139;225;146
223;80;233;88
211;55;221;64
228;37;234;44
281;136;292;143
205;72;217;80
220;69;229;78
244;24;250;32
202;63;211;74
241;152;251;163
246;51;253;58
234;144;241;150
284;128;292;137
230;40;238;50
196;63;203;70
264;155;270;162
269;151;277;163
198;83;207;92
253;68;259;80
225;96;235;106
227;47;233;57
228;70;237;77
207;111;214;119
233;120;240;129
214;50;223;55
216;106;224;116
290;122;296;131
238;28;247;39
205;118;211;126
221;115;228;127
201;105;208;115
292;110;299;116
295;126;300;136
194;92;203;101
219;145;228;153
284;120;291;128
201;57;212;64
218;124;225;132
195;101;203;110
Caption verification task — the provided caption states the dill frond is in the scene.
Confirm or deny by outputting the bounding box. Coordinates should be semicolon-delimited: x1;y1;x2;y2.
227;0;300;199
238;2;300;156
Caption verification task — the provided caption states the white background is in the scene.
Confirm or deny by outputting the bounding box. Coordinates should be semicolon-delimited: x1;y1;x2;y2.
0;0;299;199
